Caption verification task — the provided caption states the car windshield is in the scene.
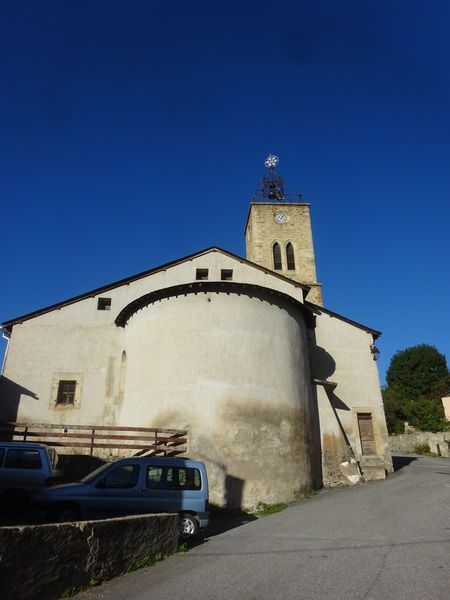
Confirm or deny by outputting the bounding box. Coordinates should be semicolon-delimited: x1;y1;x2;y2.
80;462;112;484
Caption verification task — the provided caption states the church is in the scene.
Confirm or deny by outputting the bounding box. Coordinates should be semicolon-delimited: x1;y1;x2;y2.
0;156;392;508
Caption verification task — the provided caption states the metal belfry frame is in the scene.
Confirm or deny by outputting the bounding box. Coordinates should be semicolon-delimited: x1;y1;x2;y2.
254;154;303;202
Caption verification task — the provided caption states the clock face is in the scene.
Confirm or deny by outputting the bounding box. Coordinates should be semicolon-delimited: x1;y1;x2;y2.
274;212;287;224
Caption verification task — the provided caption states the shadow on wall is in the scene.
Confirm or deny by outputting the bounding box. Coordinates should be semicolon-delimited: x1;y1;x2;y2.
309;345;350;413
308;343;339;489
307;334;364;486
194;448;246;511
309;345;336;381
224;474;244;510
0;376;39;424
329;392;350;411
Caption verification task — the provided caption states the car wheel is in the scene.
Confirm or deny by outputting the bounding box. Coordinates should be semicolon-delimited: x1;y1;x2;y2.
0;489;29;517
49;503;81;523
179;513;199;539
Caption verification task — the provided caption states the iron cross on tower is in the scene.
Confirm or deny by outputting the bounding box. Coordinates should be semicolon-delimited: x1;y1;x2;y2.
261;154;285;201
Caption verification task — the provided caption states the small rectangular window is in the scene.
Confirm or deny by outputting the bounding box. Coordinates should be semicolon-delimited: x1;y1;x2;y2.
221;269;233;281
196;269;209;281
5;449;42;470
97;297;111;311
56;380;76;405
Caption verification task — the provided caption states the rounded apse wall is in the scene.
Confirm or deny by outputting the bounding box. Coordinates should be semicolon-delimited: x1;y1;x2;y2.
119;286;318;508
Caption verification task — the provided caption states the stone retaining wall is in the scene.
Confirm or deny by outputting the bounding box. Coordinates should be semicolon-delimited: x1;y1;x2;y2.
0;513;179;600
389;432;450;456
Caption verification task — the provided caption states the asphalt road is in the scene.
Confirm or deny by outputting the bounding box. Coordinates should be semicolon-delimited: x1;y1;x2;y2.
75;454;450;600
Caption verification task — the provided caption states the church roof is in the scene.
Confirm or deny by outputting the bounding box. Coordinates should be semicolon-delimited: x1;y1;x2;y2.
1;246;381;339
305;301;381;339
1;247;308;334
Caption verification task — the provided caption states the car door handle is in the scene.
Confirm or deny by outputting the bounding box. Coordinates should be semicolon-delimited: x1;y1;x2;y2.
139;489;150;496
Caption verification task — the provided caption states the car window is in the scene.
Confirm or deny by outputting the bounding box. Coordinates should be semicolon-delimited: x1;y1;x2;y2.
5;449;42;470
97;464;140;489
147;466;201;490
81;462;111;483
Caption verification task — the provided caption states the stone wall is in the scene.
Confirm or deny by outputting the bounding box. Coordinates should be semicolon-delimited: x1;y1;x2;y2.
0;513;179;600
389;432;450;456
245;202;323;305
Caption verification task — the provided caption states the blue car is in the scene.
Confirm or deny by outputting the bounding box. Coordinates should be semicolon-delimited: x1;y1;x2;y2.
33;456;209;538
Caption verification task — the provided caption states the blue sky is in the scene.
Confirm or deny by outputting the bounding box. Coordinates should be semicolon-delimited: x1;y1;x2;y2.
1;0;449;383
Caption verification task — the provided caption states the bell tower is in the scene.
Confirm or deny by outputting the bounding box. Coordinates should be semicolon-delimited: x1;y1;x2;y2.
245;155;323;305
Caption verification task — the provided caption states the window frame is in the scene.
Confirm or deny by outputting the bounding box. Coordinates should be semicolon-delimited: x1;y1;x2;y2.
146;465;202;491
220;269;233;281
50;373;83;409
97;297;112;311
195;268;209;281
96;464;140;489
56;380;77;406
286;242;295;271
272;242;282;270
4;449;43;470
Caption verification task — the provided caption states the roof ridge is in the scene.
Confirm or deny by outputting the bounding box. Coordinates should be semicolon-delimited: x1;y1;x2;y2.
1;246;309;333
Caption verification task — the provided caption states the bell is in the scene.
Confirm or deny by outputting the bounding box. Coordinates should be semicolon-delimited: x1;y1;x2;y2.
268;183;277;199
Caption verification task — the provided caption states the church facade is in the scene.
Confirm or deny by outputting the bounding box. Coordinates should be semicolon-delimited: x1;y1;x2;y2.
0;161;392;508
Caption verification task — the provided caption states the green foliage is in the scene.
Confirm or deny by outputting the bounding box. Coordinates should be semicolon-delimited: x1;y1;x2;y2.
61;555;163;597
414;443;431;455
384;390;446;434
386;344;450;401
61;588;81;598
60;578;100;598
382;387;407;434
126;553;164;573
178;542;189;553
406;397;445;432
383;344;449;433
383;344;450;433
254;502;287;516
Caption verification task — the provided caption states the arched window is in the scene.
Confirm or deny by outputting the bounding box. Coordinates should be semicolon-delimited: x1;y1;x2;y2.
273;242;282;270
286;242;295;270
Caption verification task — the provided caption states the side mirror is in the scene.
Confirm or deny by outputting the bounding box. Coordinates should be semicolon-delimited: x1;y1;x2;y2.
96;478;106;489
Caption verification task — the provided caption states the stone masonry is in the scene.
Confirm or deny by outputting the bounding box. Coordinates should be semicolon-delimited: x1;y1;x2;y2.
245;202;323;305
0;513;179;600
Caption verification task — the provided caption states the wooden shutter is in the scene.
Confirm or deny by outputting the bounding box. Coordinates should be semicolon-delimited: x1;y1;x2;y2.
357;413;376;455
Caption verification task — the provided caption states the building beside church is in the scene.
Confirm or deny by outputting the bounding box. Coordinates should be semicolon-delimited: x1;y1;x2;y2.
0;157;392;508
442;391;450;421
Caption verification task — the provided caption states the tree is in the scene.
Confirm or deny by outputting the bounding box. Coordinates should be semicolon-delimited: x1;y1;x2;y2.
382;387;407;434
383;344;450;433
386;344;450;401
